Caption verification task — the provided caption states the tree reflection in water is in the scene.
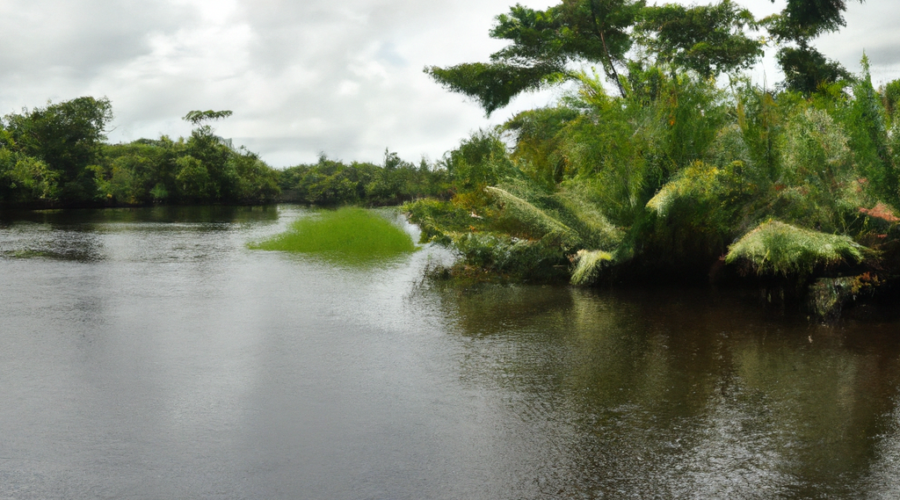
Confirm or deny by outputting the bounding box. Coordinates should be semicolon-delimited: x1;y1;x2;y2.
436;283;900;498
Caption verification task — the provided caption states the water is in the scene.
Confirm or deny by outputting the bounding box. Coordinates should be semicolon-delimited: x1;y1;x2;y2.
1;205;900;499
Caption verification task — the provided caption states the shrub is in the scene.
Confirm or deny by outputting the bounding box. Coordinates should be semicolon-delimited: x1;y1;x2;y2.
725;220;865;276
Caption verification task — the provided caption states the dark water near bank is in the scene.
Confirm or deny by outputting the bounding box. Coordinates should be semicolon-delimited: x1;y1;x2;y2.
2;206;900;499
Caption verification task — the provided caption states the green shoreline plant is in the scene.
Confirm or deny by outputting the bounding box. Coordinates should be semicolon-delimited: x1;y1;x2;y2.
249;207;417;264
725;220;865;277
403;0;900;313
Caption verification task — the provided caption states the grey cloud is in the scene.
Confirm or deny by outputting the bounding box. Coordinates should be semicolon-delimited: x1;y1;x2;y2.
0;1;197;80
815;0;900;71
858;46;900;68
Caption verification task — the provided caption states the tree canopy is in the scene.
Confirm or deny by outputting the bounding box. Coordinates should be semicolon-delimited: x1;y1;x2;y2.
427;0;863;114
763;0;864;93
2;97;113;201
426;0;645;114
634;0;762;79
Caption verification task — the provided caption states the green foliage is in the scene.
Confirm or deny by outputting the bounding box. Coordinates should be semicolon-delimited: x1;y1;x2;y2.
441;130;513;191
426;62;565;117
453;232;569;280
550;0;645;95
560;71;728;228
3;96;113;202
725;220;865;276
763;0;862;95
426;0;644;112
730;83;782;185
646;161;723;217
415;0;895;290
635;0;763;78
776;45;852;95
487;186;580;246
570;249;613;285
150;182;169;202
776;106;860;231
554;185;624;250
503;107;579;187
279;152;449;206
229;151;280;202
0;150;58;202
883;79;900;122
0;98;280;206
765;0;859;42
491;177;625;249
249;207;417;263
175;155;212;200
428;0;865;114
403;198;487;245
841;55;896;204
182;110;233;125
412;48;900;286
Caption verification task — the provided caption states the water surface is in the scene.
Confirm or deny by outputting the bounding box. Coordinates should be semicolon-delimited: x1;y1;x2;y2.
1;206;900;499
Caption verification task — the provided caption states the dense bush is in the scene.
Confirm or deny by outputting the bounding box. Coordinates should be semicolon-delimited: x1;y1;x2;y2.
406;61;900;290
0;101;280;206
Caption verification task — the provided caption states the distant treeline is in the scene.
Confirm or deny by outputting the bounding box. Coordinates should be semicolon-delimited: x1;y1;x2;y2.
277;152;450;206
0;97;448;208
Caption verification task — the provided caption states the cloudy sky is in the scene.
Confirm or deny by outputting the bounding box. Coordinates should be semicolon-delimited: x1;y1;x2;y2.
1;0;898;168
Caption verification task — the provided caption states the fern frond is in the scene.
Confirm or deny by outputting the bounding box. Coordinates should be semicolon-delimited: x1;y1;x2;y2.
725;220;865;276
646;161;722;217
570;249;614;285
485;186;580;246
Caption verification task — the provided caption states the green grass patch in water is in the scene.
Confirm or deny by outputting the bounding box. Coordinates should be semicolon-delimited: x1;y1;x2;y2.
249;207;417;263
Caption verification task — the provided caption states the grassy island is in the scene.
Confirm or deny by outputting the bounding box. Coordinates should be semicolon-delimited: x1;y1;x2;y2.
250;208;417;263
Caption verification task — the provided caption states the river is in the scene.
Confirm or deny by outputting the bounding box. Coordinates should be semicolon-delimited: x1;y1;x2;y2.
1;205;900;499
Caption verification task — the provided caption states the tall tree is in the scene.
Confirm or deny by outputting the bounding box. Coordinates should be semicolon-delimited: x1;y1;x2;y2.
634;0;763;78
764;0;864;93
426;0;644;114
3;97;113;201
426;0;763;115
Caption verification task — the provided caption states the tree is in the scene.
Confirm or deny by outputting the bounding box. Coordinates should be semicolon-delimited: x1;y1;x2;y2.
3;96;113;201
175;155;212;200
426;0;644;114
766;0;857;42
763;0;864;94
634;0;763;78
777;45;852;94
0;128;58;202
426;0;763;115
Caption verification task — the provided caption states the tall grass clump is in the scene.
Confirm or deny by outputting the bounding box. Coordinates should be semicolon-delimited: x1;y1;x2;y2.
725;220;865;277
250;207;416;262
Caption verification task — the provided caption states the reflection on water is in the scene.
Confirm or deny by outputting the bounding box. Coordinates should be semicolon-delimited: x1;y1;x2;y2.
1;205;900;499
431;284;900;498
0;205;279;262
0;204;279;227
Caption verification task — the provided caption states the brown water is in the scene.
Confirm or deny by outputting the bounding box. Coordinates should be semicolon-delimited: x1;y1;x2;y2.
1;205;900;499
